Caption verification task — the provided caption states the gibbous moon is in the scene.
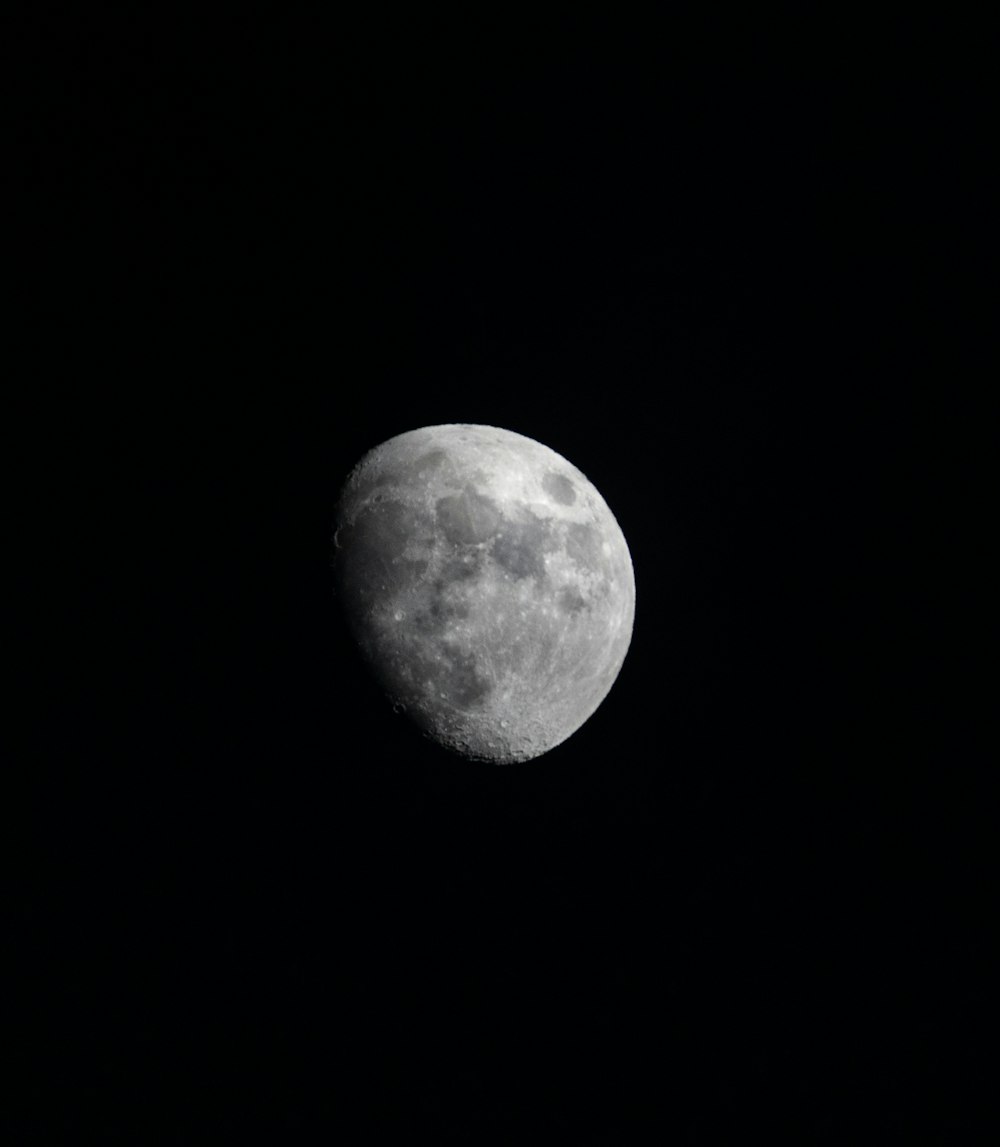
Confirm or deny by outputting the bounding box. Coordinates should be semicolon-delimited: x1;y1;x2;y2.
332;424;635;763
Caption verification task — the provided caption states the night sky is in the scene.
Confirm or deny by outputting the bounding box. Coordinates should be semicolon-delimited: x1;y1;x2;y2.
18;10;986;1142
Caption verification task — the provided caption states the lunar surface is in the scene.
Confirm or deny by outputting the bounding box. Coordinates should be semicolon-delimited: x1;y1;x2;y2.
332;424;635;763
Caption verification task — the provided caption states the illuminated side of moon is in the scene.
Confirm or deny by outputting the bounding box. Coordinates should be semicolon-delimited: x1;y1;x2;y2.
333;424;635;763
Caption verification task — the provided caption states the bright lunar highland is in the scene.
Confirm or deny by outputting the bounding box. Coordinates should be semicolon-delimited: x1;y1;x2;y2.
333;424;635;763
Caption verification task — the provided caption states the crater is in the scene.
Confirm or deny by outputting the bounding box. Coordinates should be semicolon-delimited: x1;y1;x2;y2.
542;470;576;505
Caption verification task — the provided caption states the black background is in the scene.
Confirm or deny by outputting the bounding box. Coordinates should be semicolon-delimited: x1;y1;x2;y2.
16;9;988;1143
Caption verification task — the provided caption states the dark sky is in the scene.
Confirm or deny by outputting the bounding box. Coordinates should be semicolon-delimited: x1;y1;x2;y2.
18;10;986;1142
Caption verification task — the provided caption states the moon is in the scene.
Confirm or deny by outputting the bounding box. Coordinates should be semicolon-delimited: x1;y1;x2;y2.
332;424;635;763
